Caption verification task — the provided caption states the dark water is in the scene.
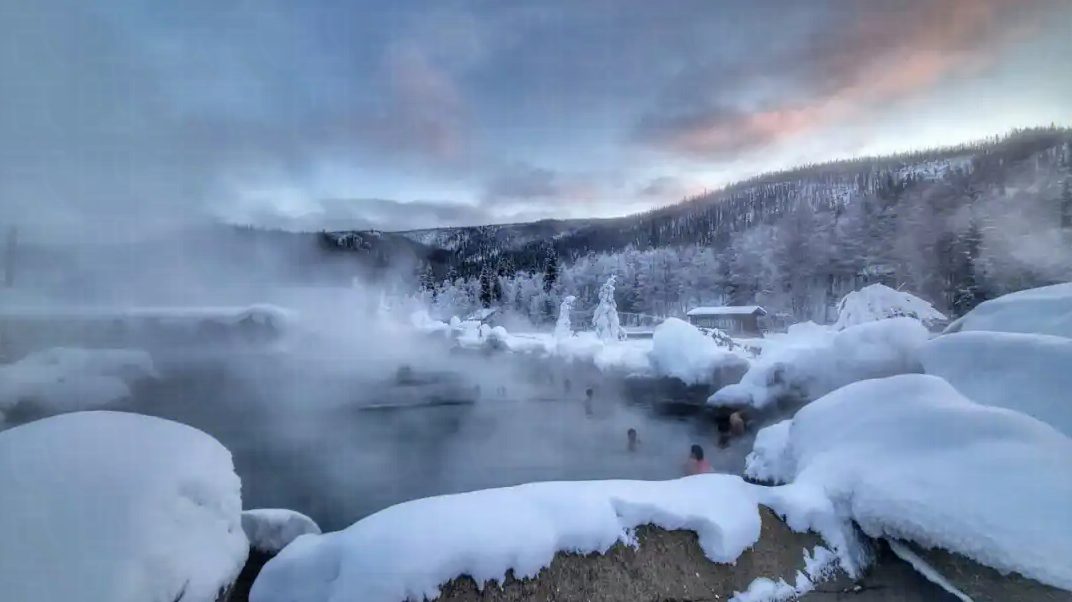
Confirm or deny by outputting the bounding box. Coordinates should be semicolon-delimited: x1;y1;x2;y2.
113;348;755;532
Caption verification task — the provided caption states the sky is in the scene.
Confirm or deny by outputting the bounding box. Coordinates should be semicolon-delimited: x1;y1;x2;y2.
1;0;1070;238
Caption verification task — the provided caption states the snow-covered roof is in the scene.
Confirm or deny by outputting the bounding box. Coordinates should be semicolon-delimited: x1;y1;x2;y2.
686;305;766;317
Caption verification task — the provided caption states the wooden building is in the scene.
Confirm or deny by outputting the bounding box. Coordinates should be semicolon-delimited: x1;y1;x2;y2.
686;305;767;337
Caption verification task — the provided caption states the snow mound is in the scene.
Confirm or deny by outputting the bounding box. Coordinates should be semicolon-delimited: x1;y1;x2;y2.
0;348;157;414
710;318;928;409
243;509;323;554
251;475;762;602
748;374;1072;591
944;282;1072;339
0;411;247;602
833;284;946;331
744;419;793;484
651;318;746;385
921;331;1072;436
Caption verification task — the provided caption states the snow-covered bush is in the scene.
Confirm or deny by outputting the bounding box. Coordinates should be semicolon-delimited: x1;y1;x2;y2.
943;282;1072;338
243;509;323;554
0;411;247;602
750;374;1072;592
920;331;1072;436
650;318;747;385
0;347;157;415
250;476;762;602
710;317;929;409
555;295;577;340
833;284;946;331
592;275;622;342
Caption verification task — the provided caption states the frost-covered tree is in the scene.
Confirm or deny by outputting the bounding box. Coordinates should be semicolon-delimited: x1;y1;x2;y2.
555;295;577;340
592;275;622;341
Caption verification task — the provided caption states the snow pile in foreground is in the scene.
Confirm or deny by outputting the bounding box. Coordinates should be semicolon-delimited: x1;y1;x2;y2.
944;282;1072;339
252;475;762;602
243;509;323;554
710;318;928;409
0;411;247;602
0;347;157;415
747;374;1072;591
650;318;747;385
833;284;947;331
921;331;1072;436
730;545;838;602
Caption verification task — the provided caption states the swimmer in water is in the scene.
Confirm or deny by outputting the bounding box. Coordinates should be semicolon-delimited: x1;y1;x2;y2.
627;428;639;452
686;444;712;475
584;387;595;417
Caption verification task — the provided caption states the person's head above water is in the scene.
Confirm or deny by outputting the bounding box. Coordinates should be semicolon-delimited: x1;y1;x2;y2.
690;444;704;462
585;388;594;398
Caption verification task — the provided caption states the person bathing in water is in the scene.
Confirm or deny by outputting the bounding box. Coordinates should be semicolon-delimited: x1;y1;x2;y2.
686;444;712;475
584;387;595;417
627;428;639;452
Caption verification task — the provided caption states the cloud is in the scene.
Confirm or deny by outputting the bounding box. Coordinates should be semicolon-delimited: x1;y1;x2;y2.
481;163;602;206
635;0;1060;158
226;198;495;233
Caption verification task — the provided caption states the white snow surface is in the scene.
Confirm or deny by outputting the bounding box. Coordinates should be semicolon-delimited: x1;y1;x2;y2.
650;318;745;385
709;317;928;409
0;347;157;414
243;509;323;554
944;282;1072;339
251;475;763;602
0;411;247;602
687;305;764;316
744;419;793;484
833;284;946;331
747;374;1072;591
920;331;1072;436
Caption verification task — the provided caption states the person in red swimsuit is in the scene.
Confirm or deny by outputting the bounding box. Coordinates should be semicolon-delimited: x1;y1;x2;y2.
686;444;712;475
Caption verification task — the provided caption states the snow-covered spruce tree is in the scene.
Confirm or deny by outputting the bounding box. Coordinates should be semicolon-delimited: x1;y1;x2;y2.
555;295;577;340
592;275;622;342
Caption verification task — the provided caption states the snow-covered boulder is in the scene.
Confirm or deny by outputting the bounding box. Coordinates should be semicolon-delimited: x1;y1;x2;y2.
0;411;247;602
651;318;747;386
744;419;793;485
921;331;1072;437
243;509;323;554
833;284;947;331
749;374;1072;592
944;282;1072;339
251;476;763;602
0;348;157;415
710;317;928;409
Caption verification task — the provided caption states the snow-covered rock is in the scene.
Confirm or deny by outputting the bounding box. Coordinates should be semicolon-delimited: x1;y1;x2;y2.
251;475;762;602
0;347;157;415
748;374;1072;592
650;318;746;385
944;282;1072;339
710;317;928;409
921;331;1072;437
744;419;793;484
0;411;247;602
243;509;323;554
834;284;947;331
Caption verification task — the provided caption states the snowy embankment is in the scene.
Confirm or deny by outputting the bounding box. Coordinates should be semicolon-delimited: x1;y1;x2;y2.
0;411;248;602
709;317;929;409
745;374;1072;592
250;475;841;602
0;347;157;421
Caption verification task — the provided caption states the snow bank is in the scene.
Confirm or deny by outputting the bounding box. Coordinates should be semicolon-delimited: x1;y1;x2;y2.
833;284;947;331
710;317;928;409
748;374;1072;591
921;331;1072;436
650;318;746;385
744;419;793;484
0;348;157;414
0;411;247;602
251;475;762;602
944;282;1072;339
243;509;323;554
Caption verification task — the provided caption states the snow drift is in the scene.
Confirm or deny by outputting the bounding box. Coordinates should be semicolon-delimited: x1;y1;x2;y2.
944;282;1072;339
746;374;1072;592
709;317;928;409
251;475;762;602
921;331;1072;436
650;318;748;385
0;411;247;602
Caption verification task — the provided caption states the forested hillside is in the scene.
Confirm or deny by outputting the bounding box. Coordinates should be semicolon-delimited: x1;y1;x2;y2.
391;127;1072;325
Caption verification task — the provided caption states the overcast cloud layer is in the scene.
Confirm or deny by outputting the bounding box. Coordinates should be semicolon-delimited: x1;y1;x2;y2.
1;0;1069;237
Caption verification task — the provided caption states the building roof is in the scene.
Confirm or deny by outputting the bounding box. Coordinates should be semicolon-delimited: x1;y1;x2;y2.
686;305;767;317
